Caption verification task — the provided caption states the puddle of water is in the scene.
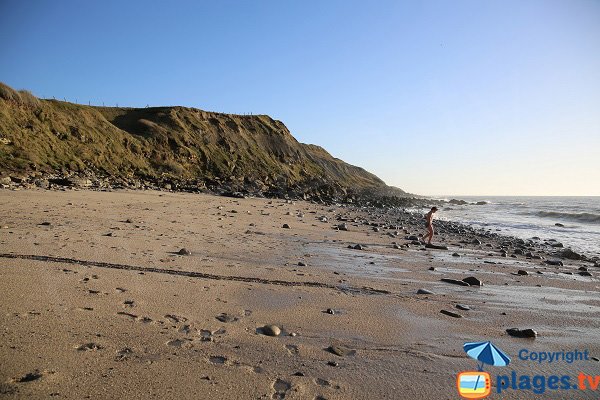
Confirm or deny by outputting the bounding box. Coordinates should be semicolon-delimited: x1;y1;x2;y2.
470;285;600;314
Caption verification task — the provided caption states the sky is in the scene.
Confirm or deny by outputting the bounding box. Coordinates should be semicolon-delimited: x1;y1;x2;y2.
1;0;599;196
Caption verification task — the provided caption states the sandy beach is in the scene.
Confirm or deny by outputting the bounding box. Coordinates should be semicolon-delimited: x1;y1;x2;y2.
1;189;598;399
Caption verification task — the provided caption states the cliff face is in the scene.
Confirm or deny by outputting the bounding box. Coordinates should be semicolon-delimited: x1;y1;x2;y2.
0;82;406;199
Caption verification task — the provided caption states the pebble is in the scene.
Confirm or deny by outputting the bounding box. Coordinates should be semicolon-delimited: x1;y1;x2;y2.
337;223;348;231
462;276;482;286
506;328;538;338
452;252;460;257
441;278;470;286
417;289;435;295
440;310;463;318
517;270;529;276
456;304;471;311
298;261;306;267
327;361;339;367
353;244;363;250
282;224;290;229
261;325;281;336
326;308;335;315
177;248;191;255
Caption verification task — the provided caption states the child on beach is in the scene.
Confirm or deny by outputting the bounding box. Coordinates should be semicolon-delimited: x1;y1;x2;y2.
422;206;438;245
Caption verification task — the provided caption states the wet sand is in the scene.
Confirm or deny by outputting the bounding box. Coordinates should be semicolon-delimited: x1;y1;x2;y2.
0;189;598;399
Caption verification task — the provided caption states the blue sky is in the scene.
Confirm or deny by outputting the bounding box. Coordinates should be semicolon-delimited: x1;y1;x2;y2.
1;0;599;195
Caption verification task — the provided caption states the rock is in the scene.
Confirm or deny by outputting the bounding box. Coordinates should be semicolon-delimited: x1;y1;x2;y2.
579;271;592;277
555;223;565;227
462;276;482;286
545;260;563;266
472;239;482;245
326;308;335;315
282;224;290;229
297;261;306;267
34;179;49;189
337;223;348;231
408;235;420;241
592;357;600;362
517;270;529;276
440;310;463;318
39;221;52;226
475;201;487;205
506;328;537;338
425;243;448;250
417;289;435;295
578;266;588;271
177;248;191;255
456;304;471;311
327;361;339;367
550;242;564;248
441;278;470;286
319;216;328;223
0;176;12;185
428;267;436;271
562;249;583;260
353;244;363;250
452;252;460;257
514;249;524;255
261;325;281;337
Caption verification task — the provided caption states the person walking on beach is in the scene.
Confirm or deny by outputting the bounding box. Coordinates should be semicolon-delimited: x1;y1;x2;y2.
422;206;438;245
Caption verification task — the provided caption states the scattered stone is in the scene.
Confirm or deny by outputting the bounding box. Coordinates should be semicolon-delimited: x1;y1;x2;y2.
452;252;460;257
337;223;348;231
456;304;471;311
506;328;538;338
592;357;600;362
462;276;482;286
441;278;470;286
297;261;306;267
261;325;281;337
282;224;290;229
440;310;463;318
555;223;565;227
579;271;592;277
545;260;563;266
428;266;436;271
562;249;583;260
327;361;339;367
39;222;52;226
417;289;435;295
425;243;448;250
326;308;335;315
177;248;191;256
517;270;529;276
472;239;482;245
353;244;363;250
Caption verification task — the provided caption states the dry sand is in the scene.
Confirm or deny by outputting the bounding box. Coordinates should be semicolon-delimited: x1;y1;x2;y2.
0;189;598;399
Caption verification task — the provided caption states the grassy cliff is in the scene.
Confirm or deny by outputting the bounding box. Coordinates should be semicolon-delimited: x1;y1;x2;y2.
0;82;407;200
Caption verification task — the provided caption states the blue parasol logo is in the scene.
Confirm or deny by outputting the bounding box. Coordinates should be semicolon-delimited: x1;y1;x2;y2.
464;341;511;371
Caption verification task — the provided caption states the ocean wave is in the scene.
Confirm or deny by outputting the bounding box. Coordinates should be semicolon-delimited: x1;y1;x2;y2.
535;211;600;224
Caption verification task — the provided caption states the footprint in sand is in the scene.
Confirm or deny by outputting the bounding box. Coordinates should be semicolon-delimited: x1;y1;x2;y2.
114;347;133;361
75;343;102;351
285;344;299;355
272;379;291;399
164;314;187;324
117;312;152;323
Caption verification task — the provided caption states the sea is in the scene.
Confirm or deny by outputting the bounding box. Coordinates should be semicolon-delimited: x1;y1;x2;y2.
425;196;600;259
